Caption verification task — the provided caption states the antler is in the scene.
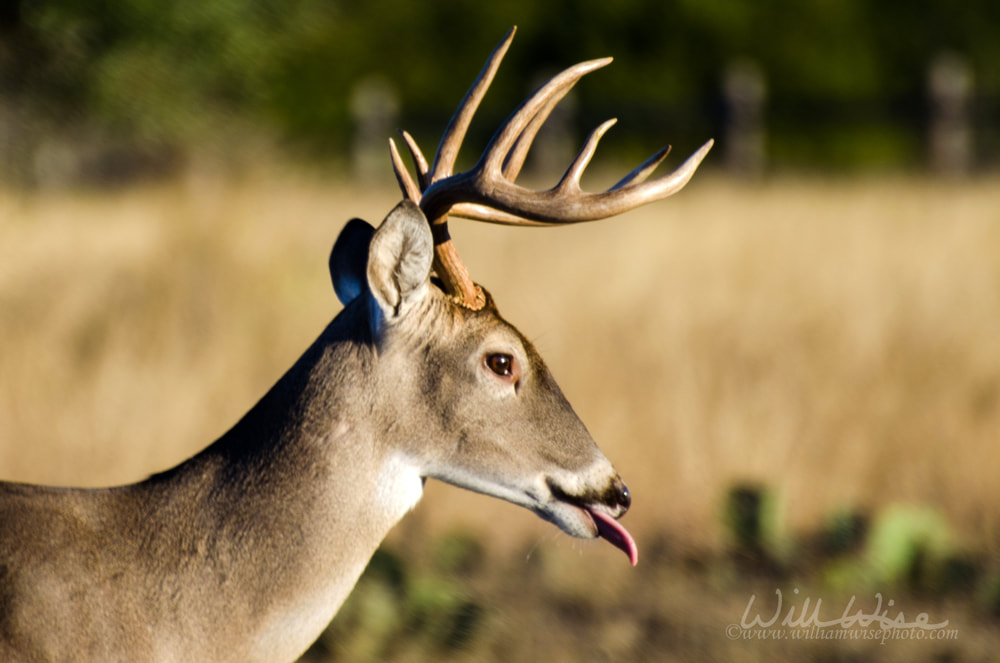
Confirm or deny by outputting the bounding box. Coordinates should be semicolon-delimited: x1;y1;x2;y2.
390;26;713;310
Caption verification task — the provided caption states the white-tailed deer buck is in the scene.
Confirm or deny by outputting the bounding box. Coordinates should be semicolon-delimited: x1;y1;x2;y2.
0;27;711;663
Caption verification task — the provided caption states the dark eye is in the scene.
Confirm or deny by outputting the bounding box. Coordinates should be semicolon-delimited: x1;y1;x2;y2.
486;353;514;377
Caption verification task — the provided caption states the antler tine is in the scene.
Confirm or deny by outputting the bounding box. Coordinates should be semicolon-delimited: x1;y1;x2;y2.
399;130;431;190
481;57;613;177
429;26;516;185
502;78;578;181
389;137;421;202
554;118;618;193
611;146;671;190
613;138;714;201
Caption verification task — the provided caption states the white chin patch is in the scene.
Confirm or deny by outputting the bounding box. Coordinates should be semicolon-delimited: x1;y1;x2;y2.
374;454;425;518
546;501;598;538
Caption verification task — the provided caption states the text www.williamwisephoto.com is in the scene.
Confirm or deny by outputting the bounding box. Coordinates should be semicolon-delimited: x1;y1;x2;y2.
726;588;959;646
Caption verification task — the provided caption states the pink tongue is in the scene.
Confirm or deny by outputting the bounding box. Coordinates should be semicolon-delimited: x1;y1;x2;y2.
589;509;638;566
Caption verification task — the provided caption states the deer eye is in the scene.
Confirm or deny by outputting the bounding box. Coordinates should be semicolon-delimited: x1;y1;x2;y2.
485;353;514;377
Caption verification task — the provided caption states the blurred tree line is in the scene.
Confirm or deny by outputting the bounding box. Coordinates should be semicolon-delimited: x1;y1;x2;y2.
1;0;998;185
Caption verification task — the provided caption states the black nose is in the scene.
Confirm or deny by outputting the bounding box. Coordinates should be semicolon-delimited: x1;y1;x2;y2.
611;476;631;512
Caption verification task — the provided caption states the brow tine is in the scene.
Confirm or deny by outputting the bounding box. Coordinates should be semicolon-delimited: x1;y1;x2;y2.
389;138;422;202
398;130;431;190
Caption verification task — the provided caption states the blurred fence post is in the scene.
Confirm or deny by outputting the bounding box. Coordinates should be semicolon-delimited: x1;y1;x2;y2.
722;60;766;178
928;54;973;177
349;77;399;183
0;97;24;185
0;99;9;183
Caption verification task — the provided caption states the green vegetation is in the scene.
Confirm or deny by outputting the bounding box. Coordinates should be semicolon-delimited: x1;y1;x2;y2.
2;1;999;182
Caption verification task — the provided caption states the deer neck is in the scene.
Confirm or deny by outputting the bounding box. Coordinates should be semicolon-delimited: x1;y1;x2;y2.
149;309;423;661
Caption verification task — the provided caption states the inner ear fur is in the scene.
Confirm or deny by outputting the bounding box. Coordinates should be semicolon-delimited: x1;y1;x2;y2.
366;201;433;320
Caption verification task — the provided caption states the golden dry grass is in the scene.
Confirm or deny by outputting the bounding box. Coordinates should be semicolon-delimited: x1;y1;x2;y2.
1;173;999;561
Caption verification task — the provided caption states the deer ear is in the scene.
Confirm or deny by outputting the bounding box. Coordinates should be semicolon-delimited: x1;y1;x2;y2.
366;200;433;321
330;218;376;306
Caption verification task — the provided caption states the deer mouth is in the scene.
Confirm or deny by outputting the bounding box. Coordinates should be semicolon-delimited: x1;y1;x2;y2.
543;480;638;566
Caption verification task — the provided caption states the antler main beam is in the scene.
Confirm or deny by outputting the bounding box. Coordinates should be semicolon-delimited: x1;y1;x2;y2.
390;26;713;308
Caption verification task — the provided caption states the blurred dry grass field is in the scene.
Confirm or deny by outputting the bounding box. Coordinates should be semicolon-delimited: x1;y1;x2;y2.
2;173;999;660
2;174;998;550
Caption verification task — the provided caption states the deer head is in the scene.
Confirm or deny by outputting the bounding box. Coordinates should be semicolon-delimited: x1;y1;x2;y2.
329;27;711;566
